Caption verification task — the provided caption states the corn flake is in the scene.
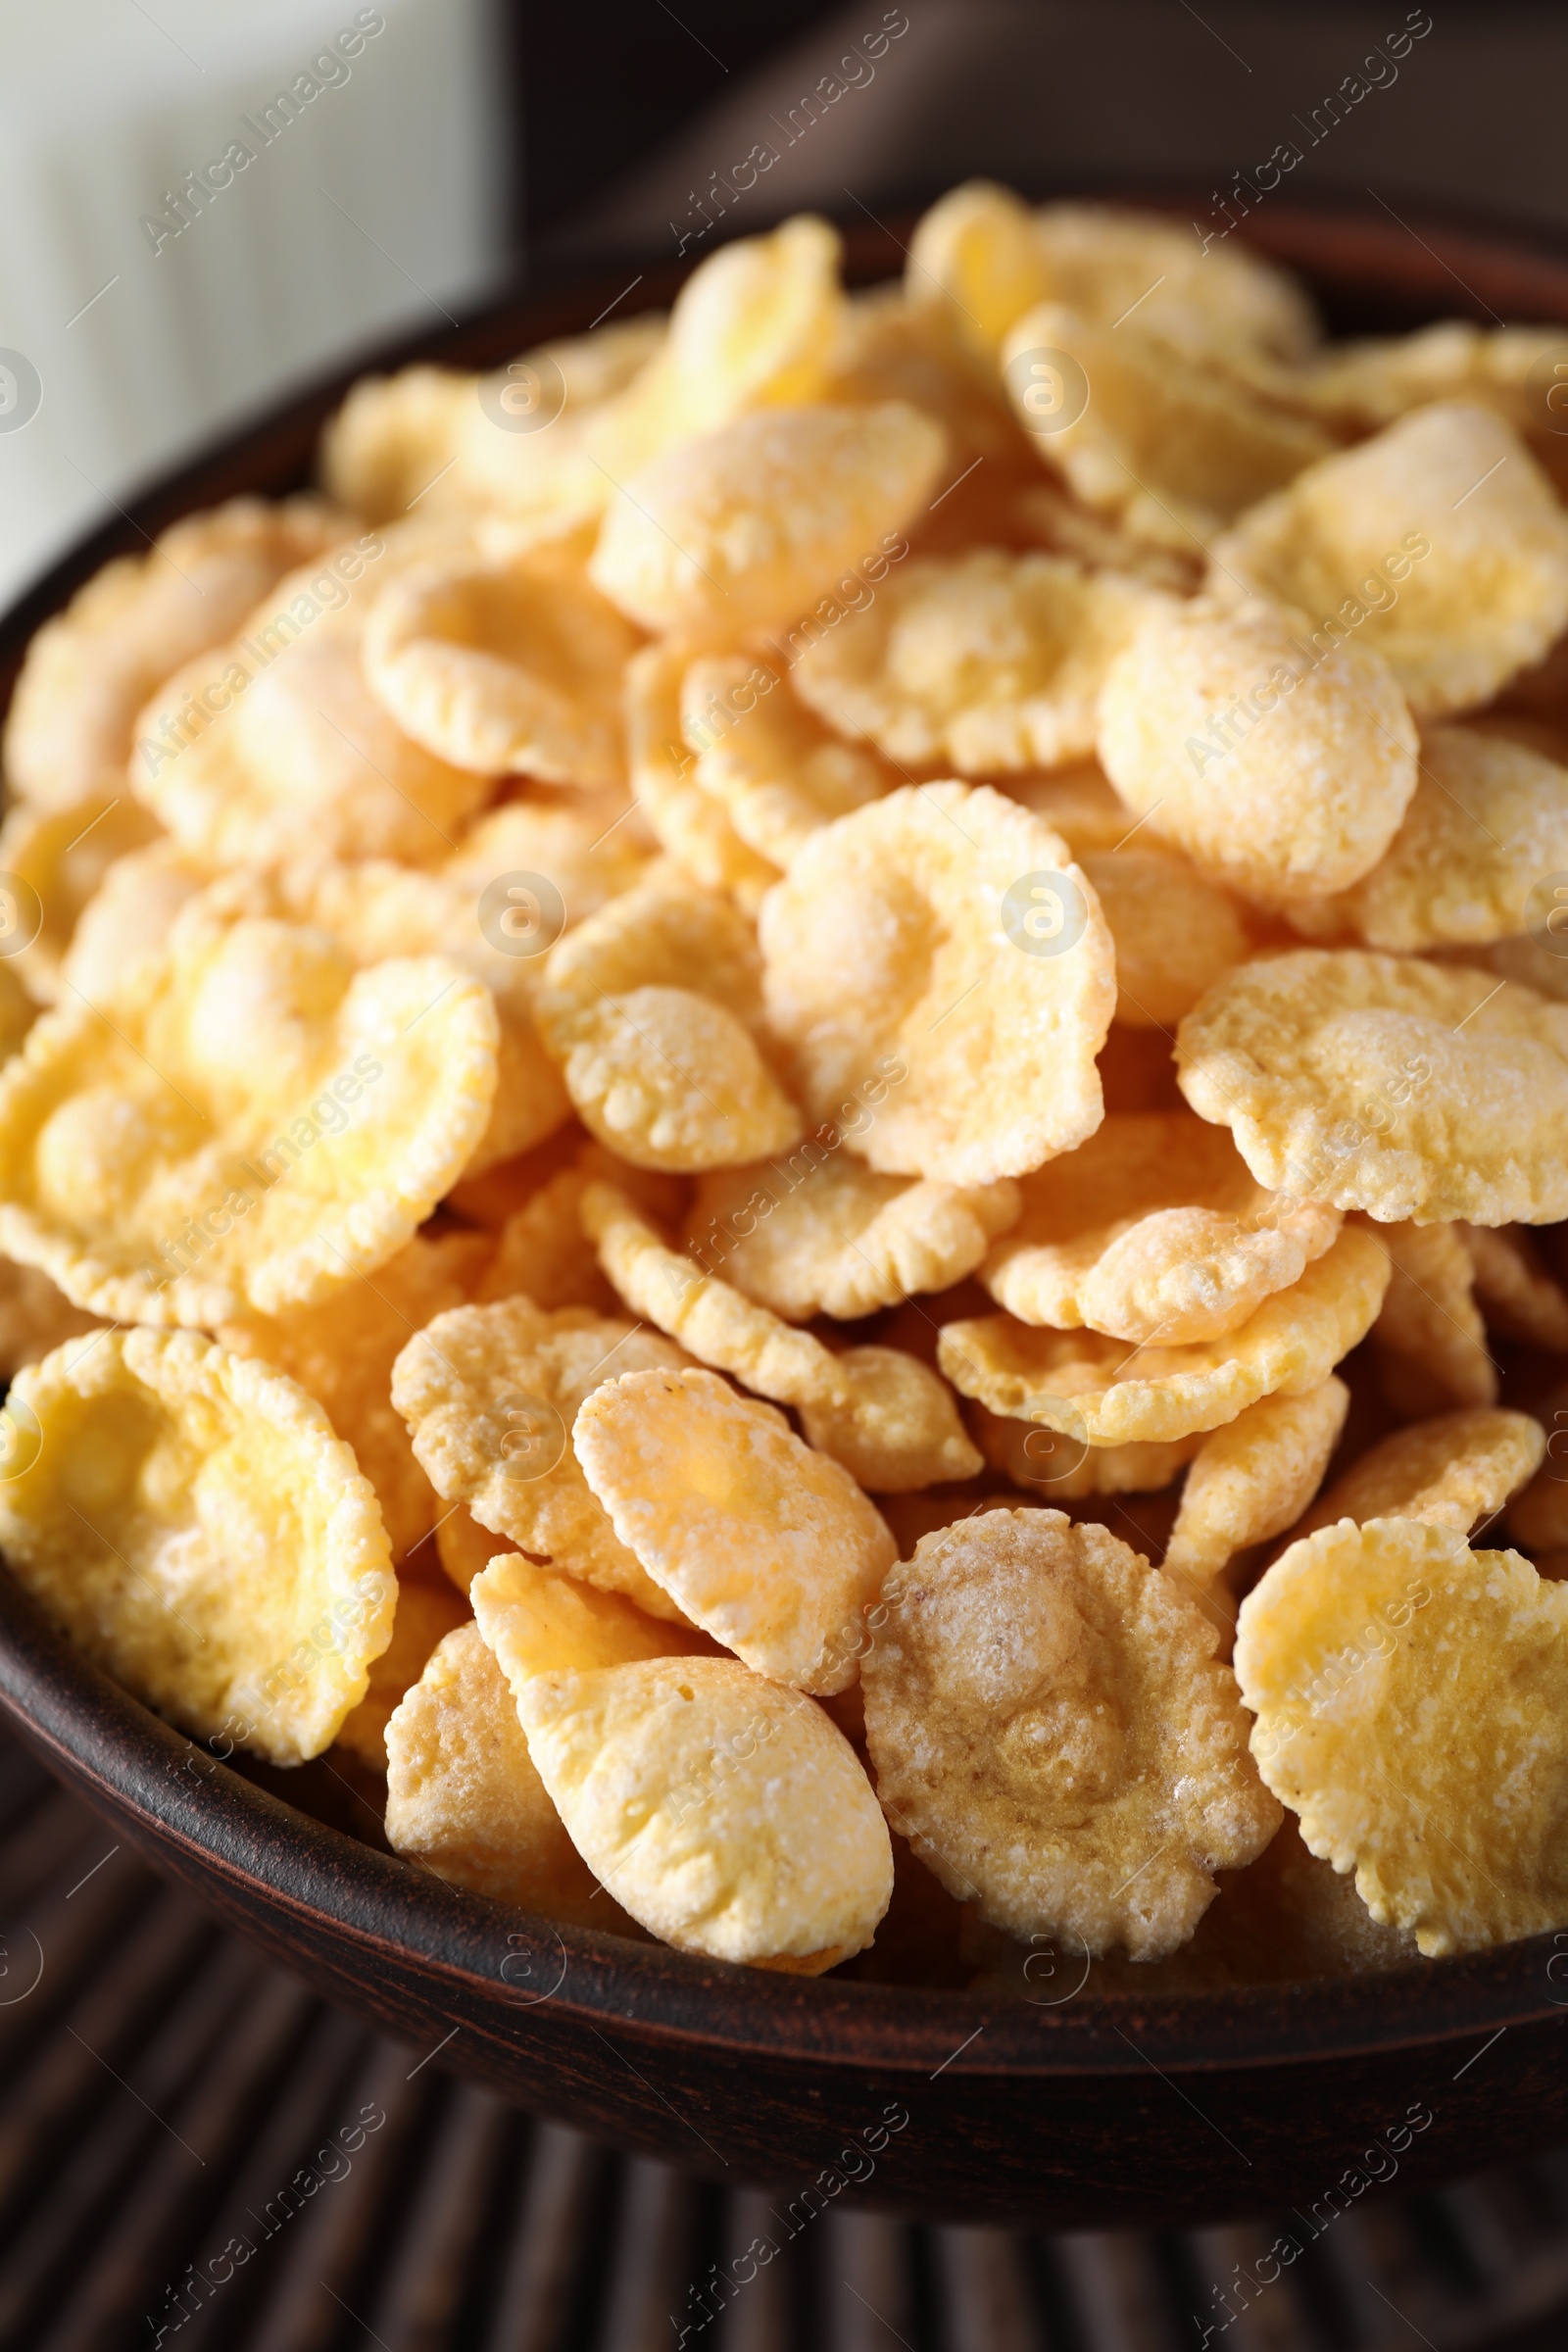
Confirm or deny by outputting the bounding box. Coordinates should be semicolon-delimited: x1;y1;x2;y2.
1236;1517;1568;1955
0;911;497;1325
760;783;1116;1185
687;1150;1020;1320
981;1111;1342;1344
861;1507;1279;1958
1097;599;1418;905
1164;1377;1349;1585
574;1366;895;1690
390;1295;694;1620
1299;1407;1544;1542
58;839;213;1006
971;1402;1199;1500
363;537;642;785
1370;1219;1496;1415
681;648;894;868
518;1654;892;1970
1081;846;1261;1030
4;496;346;813
942;1226;1389;1446
336;1576;470;1772
1209;404;1568;718
1002;304;1330;550
798;1346;983;1494
220;1230;491;1562
537;863;800;1171
0;792;166;1005
0;1328;394;1763
626;642;782;905
383;1621;611;1923
590;402;946;639
1287;724;1568;952
790;549;1173;772
131;530;492;868
1177;949;1568;1225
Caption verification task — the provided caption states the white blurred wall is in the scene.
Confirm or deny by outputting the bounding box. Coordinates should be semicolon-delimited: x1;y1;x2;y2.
0;0;507;609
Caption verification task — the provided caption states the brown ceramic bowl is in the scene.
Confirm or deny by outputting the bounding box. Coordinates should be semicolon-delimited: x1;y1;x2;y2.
3;201;1568;2233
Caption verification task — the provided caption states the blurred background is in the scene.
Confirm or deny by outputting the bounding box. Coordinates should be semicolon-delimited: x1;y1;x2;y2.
6;6;1568;2347
4;0;1568;610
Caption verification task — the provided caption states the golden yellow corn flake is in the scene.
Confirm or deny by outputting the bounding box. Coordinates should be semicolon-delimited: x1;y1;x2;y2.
130;529;491;868
590;402;945;640
1370;1219;1496;1415
0;792;165;1005
336;1576;470;1772
575;1367;894;1690
319;365;484;523
791;549;1172;772
0;910;498;1326
58;839;213;1006
760;783;1115;1185
687;1151;1020;1321
3;496;346;812
391;1297;695;1622
478;1167;619;1315
1287;725;1568;952
580;1179;848;1410
1236;1517;1568;1955
536;863;800;1171
518;1654;893;1970
470;1548;703;1692
908;187;1316;367
0;1328;394;1764
625;641;780;905
997;760;1132;854
971;1402;1200;1500
1164;1378;1349;1586
178;856;570;1175
797;1346;983;1494
435;1503;517;1595
1080;847;1260;1030
643;214;847;434
1001;305;1330;550
681;648;894;868
362;537;642;785
1026;200;1318;364
861;1508;1279;1958
220;1230;491;1562
905;180;1056;358
1177;949;1568;1225
383;1621;610;1924
1097;600;1418;906
1299;1407;1544;1542
980;1112;1342;1345
1209;404;1568;718
1461;1222;1568;1351
441;792;654;928
942;1226;1389;1446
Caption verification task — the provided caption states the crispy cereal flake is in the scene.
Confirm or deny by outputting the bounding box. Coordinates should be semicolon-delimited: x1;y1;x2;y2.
1236;1517;1568;1955
861;1509;1279;1958
519;1654;893;1969
1177;950;1568;1225
0;1329;394;1763
574;1366;895;1690
760;783;1115;1185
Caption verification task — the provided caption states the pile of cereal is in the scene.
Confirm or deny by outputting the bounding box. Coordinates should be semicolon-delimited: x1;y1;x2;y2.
5;185;1568;1986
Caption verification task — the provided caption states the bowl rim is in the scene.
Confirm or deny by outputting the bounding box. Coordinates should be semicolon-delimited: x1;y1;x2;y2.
5;192;1568;2087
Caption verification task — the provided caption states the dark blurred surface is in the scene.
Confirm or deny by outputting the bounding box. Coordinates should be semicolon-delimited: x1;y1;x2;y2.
522;1;1568;269
4;1723;1568;2352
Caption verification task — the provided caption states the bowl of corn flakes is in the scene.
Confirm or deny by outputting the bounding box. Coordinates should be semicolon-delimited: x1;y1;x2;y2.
4;190;1568;2228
